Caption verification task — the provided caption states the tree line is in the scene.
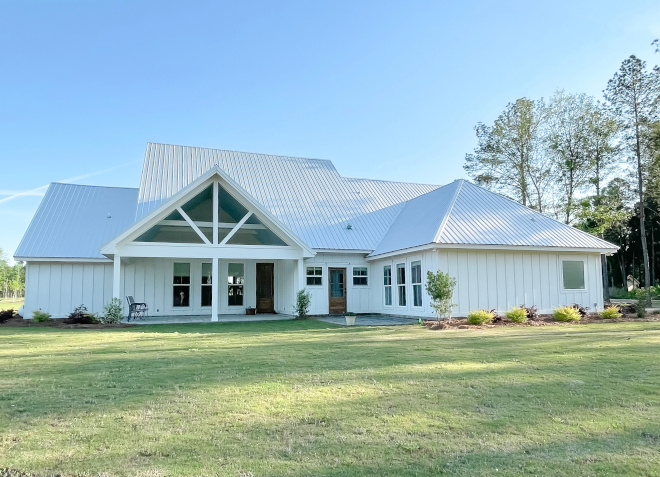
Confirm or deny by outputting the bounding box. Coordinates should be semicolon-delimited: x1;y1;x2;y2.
464;41;660;304
0;248;25;302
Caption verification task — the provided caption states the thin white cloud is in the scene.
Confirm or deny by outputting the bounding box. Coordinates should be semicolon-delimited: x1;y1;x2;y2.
0;160;139;205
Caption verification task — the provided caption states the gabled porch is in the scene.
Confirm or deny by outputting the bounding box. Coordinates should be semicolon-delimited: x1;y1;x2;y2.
100;168;315;321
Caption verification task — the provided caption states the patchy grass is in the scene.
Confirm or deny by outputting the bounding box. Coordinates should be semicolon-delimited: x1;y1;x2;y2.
1;320;659;476
0;298;23;311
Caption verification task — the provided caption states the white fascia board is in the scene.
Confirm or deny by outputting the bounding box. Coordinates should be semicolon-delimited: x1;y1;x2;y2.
101;167;315;257
120;243;305;260
366;243;618;260
313;249;373;255
17;257;113;263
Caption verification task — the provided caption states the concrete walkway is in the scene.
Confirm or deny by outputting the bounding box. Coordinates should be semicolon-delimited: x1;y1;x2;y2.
122;313;293;325
317;315;419;326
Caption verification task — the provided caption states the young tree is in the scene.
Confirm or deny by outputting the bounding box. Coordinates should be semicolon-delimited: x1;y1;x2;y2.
465;98;550;211
547;91;599;224
587;104;620;197
604;56;660;304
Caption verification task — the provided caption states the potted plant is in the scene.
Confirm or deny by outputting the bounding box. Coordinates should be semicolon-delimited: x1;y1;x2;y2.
245;306;256;315
344;312;356;326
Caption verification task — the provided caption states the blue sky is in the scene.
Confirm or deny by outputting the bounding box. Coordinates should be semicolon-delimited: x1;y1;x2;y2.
1;0;659;262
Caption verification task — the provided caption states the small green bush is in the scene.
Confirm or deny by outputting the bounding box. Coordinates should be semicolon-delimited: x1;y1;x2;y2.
466;309;495;325
600;305;622;319
506;306;528;323
294;289;311;319
32;310;51;322
553;306;581;322
101;298;124;324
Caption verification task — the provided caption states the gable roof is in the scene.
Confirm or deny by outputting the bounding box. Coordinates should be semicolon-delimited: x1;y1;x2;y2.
370;180;618;256
100;167;315;257
136;143;440;250
15;183;138;260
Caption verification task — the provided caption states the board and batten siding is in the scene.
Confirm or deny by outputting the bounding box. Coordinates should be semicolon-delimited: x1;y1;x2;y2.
302;253;371;315
368;249;604;318
24;261;114;318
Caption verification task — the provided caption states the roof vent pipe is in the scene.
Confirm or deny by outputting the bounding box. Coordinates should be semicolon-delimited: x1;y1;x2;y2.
346;224;353;230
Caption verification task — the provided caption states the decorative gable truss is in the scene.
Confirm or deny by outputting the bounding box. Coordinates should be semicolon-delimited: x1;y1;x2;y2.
101;168;315;260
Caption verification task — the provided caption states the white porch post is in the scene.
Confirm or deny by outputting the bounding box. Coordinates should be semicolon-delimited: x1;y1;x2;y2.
296;258;305;291
211;257;219;321
113;254;121;299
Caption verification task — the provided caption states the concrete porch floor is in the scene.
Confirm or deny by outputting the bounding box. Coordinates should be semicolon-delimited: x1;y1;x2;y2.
122;313;293;325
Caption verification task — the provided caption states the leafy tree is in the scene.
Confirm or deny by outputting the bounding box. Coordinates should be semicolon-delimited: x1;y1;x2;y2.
604;55;660;304
465;98;551;211
547;91;599;223
425;271;456;322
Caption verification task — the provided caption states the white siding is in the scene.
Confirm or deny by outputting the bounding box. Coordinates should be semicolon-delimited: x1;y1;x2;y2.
302;253;371;315
25;262;114;318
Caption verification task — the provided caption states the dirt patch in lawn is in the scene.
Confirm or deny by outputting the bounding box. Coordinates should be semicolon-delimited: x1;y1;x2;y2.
422;313;660;330
0;315;134;329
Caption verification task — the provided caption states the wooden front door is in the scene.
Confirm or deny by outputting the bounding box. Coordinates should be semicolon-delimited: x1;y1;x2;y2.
256;263;275;313
328;267;347;314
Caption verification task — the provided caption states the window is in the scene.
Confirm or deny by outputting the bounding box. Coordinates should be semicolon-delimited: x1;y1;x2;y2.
396;263;406;306
384;265;392;306
306;267;322;286
562;260;585;290
173;263;190;307
411;261;422;307
353;267;368;286
201;263;212;307
228;263;245;306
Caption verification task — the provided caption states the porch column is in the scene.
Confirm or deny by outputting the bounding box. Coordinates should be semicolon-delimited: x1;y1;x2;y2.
297;258;305;291
113;254;121;299
211;257;219;321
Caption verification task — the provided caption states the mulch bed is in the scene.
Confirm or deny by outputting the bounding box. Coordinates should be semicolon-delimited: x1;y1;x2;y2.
422;313;660;330
0;315;134;329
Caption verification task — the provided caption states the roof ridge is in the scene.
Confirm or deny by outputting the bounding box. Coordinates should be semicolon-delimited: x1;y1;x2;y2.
50;182;139;191
343;176;441;188
146;142;335;165
433;180;464;243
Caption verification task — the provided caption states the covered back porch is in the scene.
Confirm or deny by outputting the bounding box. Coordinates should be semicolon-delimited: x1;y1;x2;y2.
101;171;314;321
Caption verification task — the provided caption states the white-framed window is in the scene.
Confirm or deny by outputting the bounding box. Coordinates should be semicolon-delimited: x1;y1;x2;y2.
411;260;422;307
384;265;392;306
201;262;212;307
562;260;585;290
306;267;322;286
353;267;368;286
396;263;406;307
173;262;190;307
228;263;245;306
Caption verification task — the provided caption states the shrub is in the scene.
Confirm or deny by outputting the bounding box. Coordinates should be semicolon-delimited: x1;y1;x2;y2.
294;289;311;319
0;309;15;323
425;271;457;322
553;306;581;322
600;305;622;319
32;310;51;322
101;298;124;324
466;309;495;325
520;305;539;320
506;306;528;323
64;304;98;324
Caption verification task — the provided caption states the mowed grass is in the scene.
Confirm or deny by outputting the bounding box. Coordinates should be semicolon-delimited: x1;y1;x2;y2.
1;320;660;476
0;298;23;311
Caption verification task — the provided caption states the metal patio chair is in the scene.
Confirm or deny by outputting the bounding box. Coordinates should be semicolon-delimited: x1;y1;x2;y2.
126;296;148;321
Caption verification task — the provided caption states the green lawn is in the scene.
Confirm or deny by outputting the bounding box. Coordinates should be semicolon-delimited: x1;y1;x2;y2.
1;320;659;476
0;297;23;311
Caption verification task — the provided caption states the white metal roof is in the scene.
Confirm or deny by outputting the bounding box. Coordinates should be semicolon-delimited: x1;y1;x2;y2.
136;143;440;250
15;183;138;260
15;144;618;260
370;180;618;256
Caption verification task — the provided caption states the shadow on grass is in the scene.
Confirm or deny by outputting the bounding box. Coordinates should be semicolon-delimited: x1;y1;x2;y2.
1;322;659;475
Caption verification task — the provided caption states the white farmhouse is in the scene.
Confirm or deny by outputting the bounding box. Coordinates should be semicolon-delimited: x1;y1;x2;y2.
15;143;617;320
